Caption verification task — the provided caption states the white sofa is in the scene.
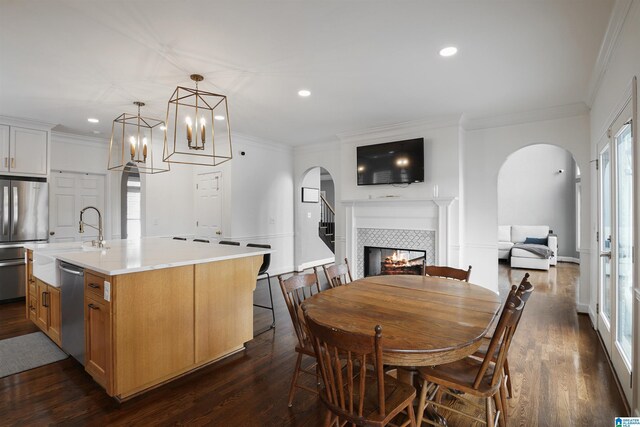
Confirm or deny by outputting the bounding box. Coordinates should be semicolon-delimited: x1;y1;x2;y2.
498;225;558;270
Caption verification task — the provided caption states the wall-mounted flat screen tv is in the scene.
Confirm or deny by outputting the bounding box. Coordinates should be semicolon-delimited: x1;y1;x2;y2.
357;138;424;185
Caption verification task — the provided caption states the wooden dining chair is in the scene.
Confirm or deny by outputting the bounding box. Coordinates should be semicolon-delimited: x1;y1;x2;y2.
278;270;322;407
416;292;524;427
474;272;534;400
303;309;417;427
323;257;353;288
424;263;472;282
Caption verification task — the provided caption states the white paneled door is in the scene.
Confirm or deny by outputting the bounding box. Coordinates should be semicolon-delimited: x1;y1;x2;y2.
49;172;105;242
598;97;634;404
195;171;222;239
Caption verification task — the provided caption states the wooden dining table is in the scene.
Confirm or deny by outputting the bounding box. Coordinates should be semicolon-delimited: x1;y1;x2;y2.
301;274;502;367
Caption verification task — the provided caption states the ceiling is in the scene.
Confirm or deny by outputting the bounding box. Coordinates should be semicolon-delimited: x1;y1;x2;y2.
0;0;613;146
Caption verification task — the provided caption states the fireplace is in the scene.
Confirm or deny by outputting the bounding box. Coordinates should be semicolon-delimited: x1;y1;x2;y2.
363;246;426;277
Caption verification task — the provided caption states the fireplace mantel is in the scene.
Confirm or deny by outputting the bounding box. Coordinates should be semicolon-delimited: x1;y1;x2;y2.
344;197;457;278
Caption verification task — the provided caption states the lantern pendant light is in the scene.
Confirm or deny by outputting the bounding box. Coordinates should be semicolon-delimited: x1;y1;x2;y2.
108;101;170;174
163;74;232;166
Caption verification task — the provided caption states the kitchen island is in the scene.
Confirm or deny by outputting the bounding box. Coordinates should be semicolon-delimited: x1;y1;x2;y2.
25;238;269;401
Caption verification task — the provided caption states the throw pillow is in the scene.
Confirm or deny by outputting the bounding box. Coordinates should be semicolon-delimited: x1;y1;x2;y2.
524;237;548;245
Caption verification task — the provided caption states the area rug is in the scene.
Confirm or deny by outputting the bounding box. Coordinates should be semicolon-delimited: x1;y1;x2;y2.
0;332;68;378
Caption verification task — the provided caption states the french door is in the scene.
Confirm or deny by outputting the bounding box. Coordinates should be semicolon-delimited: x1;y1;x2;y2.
598;97;634;404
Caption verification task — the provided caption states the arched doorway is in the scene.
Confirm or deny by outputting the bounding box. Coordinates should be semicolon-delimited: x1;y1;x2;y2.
295;167;336;270
497;143;581;292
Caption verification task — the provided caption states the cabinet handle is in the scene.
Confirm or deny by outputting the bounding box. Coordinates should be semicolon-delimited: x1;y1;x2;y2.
88;303;99;310
88;283;100;289
11;158;15;168
42;291;48;308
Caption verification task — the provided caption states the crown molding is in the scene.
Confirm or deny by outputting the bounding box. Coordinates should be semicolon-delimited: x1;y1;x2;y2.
586;0;634;107
231;131;293;153
0;115;56;130
293;139;341;153
51;130;110;146
461;102;590;131
594;76;635;142
336;114;462;144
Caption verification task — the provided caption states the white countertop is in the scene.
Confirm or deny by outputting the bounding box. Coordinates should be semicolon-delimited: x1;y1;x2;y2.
26;238;270;276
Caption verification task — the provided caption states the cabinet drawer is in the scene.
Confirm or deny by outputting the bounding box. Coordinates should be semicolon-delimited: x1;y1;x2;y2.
85;273;105;299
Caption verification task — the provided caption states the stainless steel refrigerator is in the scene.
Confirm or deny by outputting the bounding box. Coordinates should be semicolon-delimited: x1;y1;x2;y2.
0;177;48;302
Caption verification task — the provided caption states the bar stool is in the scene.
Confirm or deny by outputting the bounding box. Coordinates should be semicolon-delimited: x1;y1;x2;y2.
247;243;274;335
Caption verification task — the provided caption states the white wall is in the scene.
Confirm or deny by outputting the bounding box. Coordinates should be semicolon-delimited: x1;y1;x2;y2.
462;114;591;297
296;167;335;269
196;134;295;275
293;119;464;276
589;0;640;325
498;144;578;258
143;163;195;238
338;120;463;267
294;141;345;269
588;0;640;413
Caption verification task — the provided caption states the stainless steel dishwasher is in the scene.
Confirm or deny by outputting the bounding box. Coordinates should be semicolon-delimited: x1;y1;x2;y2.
59;261;85;365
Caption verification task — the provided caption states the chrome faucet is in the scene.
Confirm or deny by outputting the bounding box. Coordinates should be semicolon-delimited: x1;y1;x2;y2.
79;206;106;248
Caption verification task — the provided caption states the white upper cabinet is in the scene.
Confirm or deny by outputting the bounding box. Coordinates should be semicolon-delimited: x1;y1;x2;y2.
0;125;9;173
3;126;48;176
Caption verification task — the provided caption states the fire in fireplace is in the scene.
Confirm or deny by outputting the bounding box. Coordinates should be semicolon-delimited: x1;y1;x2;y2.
363;246;426;277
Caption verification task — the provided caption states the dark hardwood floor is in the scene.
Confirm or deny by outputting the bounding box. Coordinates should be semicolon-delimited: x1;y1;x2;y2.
0;264;627;426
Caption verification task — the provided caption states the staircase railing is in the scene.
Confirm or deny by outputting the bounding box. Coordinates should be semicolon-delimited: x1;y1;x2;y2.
319;195;335;253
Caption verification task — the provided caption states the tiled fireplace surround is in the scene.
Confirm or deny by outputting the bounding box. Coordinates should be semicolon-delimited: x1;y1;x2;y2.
344;198;456;279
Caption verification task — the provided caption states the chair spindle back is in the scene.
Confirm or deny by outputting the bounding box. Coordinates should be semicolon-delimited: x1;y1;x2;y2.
278;271;321;348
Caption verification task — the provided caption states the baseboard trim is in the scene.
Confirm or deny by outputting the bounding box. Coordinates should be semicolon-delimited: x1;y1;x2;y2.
296;257;335;272
558;256;580;264
595;329;632;415
588;307;597;329
576;303;590;314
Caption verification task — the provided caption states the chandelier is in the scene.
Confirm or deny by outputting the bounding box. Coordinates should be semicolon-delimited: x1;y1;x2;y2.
108;101;170;174
163;74;232;166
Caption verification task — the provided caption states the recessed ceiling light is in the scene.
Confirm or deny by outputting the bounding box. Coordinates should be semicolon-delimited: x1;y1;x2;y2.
87;117;99;123
298;89;311;97
439;46;458;57
214;115;225;121
160;125;166;131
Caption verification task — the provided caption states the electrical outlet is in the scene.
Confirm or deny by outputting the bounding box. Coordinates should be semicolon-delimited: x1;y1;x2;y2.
269;217;275;225
307;212;311;219
104;281;111;302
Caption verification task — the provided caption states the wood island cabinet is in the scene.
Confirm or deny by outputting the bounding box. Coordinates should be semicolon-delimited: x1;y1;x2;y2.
26;250;37;322
84;270;112;393
33;278;61;346
83;255;262;401
25;244;264;401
